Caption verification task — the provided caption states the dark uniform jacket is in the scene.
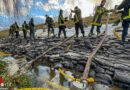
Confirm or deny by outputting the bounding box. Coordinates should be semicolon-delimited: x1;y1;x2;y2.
9;25;14;34
74;8;82;23
117;0;130;21
58;15;65;26
14;24;19;31
45;17;54;27
92;6;110;26
29;21;35;32
22;23;28;32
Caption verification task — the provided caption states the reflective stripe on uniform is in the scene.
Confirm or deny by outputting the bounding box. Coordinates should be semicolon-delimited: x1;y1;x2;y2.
92;7;103;26
22;25;27;32
22;25;25;30
92;22;101;26
120;16;123;22
123;8;130;20
92;14;102;26
97;8;102;14
15;25;18;31
74;14;79;23
59;16;64;26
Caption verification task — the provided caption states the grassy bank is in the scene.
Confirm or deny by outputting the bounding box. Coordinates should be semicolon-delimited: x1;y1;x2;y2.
0;58;33;88
0;30;9;39
0;13;121;39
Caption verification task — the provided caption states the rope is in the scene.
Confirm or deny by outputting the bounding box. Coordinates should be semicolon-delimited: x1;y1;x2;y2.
113;25;130;39
17;56;26;61
59;68;94;83
22;35;75;73
66;44;72;53
113;26;122;39
0;52;26;61
83;14;110;80
17;88;52;90
46;80;69;90
0;52;11;57
37;32;45;37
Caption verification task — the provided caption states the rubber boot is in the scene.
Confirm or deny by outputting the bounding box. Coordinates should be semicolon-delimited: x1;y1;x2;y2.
82;33;85;37
89;32;93;37
97;32;100;37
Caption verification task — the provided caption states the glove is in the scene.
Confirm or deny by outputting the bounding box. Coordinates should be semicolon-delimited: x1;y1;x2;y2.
112;9;118;13
64;25;66;29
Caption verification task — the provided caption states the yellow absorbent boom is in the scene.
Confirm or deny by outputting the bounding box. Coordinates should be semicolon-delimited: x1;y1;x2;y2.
58;68;94;83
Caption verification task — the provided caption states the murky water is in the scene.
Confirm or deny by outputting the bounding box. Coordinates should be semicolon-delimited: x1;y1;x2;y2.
31;61;122;90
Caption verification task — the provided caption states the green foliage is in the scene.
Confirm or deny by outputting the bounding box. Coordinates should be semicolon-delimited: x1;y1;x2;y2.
0;59;7;75
0;74;32;88
12;74;32;88
0;59;33;88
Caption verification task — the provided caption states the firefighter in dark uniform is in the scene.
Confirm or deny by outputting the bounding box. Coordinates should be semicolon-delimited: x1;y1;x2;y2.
45;15;55;37
22;21;28;39
14;22;19;38
29;18;35;39
9;24;14;37
89;0;112;37
71;6;85;37
116;0;130;42
58;9;67;38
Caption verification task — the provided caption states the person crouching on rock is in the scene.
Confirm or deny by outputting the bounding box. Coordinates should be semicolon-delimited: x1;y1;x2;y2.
71;6;85;37
29;18;35;39
22;21;28;39
45;15;55;37
58;9;67;38
14;21;19;38
89;0;112;37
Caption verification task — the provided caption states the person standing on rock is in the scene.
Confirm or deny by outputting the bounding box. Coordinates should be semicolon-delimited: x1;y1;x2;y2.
115;0;130;42
14;22;19;38
71;6;85;37
45;15;55;37
9;24;14;37
89;0;112;37
29;18;35;39
58;9;67;38
22;21;28;39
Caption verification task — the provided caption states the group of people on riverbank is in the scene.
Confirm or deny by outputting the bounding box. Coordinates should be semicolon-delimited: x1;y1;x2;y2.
9;0;130;42
9;18;35;39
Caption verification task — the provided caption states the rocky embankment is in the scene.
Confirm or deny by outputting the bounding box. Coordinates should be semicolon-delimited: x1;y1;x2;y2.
0;36;130;89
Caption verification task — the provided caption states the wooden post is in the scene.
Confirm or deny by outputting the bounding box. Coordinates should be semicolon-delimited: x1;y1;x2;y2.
82;14;110;80
22;35;75;72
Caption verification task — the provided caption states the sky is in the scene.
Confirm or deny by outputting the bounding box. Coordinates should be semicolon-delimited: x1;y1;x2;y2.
0;0;122;30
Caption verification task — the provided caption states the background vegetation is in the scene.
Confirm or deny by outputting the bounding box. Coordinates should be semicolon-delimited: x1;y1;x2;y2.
0;57;32;88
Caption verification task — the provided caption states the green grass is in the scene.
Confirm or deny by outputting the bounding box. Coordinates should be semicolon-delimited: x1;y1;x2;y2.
0;13;121;39
0;30;9;39
0;58;33;88
0;58;7;75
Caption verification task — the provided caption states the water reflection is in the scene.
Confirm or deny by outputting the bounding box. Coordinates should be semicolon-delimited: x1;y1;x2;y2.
31;62;122;90
47;68;56;81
